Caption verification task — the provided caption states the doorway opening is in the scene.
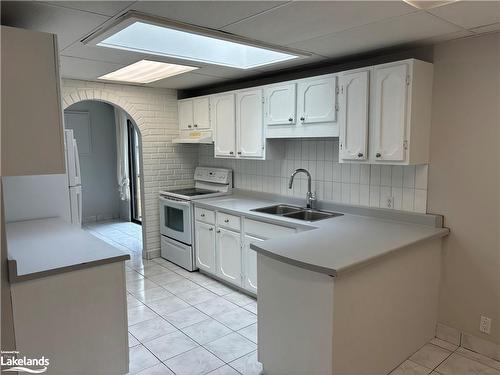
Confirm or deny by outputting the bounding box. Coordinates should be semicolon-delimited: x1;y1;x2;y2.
127;119;142;225
63;100;146;259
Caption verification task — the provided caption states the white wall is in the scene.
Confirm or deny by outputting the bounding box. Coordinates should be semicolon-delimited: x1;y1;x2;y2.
199;140;428;213
65;101;120;223
429;32;500;346
61;80;198;258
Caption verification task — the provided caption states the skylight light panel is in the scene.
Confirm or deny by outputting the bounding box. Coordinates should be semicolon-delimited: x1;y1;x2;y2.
98;60;198;84
96;20;300;69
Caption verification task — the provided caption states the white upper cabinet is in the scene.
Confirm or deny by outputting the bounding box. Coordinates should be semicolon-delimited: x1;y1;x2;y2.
211;93;236;157
178;99;194;131
298;76;337;124
339;70;369;162
216;227;242;286
237;89;264;158
372;63;408;162
178;97;210;131
264;83;296;126
370;59;433;165
193;97;210;130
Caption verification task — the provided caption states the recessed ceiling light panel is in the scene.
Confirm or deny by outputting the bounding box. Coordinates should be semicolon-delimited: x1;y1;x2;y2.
85;12;307;69
98;59;198;83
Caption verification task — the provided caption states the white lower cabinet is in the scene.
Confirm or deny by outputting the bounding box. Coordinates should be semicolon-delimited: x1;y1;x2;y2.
195;221;216;273
243;235;262;294
216;227;242;286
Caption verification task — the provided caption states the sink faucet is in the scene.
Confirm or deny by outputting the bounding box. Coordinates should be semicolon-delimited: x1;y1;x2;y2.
288;168;316;209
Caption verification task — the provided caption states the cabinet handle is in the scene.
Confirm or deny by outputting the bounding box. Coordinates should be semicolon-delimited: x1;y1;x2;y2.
209;227;213;231
201;213;205;217
358;153;363;158
224;219;229;223
188;125;192;128
229;151;234;155
376;153;382;158
288;117;293;122
300;117;305;121
237;151;242;155
194;124;198;128
217;230;221;233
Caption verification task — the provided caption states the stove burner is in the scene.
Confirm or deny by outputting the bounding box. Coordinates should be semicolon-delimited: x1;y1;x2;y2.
165;188;218;197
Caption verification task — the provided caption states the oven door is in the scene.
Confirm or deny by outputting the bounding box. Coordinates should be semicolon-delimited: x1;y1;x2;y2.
159;196;192;245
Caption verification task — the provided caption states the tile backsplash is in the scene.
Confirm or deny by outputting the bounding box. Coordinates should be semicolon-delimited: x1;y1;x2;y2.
199;139;428;213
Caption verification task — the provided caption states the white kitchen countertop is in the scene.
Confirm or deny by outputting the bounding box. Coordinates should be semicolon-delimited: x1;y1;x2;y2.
194;193;449;277
6;217;130;282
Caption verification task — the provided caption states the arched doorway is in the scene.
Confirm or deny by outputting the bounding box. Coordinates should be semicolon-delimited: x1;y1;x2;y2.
63;99;146;260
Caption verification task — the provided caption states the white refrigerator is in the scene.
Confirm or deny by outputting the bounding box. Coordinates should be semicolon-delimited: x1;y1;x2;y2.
65;129;82;226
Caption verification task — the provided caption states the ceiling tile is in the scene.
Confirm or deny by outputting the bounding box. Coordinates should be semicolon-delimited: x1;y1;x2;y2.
222;1;417;45
148;72;227;89
61;43;149;65
287;11;463;58
44;1;135;17
428;1;500;29
130;1;288;29
1;1;109;49
59;56;124;80
470;22;500;35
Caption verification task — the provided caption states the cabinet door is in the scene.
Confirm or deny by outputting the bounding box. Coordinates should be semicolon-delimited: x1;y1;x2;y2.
1;26;65;176
211;94;236;157
178;100;194;130
195;221;216;273
216;227;242;286
193;97;210;130
243;235;262;294
264;83;296;126
372;63;409;162
236;89;264;159
298;76;336;124
339;71;369;161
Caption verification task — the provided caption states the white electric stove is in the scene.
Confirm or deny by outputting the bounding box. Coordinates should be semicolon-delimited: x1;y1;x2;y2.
159;167;232;271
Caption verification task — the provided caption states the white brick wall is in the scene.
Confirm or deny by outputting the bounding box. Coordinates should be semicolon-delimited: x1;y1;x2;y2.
199;139;428;213
61;79;198;258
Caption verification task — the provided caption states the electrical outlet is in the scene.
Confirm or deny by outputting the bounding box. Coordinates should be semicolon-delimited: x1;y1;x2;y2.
480;316;492;334
386;196;394;209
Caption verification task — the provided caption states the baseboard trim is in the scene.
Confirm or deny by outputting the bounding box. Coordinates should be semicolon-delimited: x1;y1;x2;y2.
436;322;500;361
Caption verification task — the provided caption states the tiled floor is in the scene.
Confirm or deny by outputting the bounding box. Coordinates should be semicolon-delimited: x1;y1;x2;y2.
88;225;499;375
84;220;143;255
124;257;260;375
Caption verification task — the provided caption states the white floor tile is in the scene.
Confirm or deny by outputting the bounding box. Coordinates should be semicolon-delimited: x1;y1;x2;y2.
229;350;263;375
206;365;239;375
238;323;257;344
455;347;500;371
194;297;239;317
143;331;198;361
128;345;160;374
203;281;235;296
129;333;140;348
177;288;218;305
389;360;432;375
204;333;256;363
223;292;255;307
132;287;175;304
146;295;190;316
165;346;224;375
165;307;210;329
436;353;500;375
133;363;174;375
162;279;200;295
409;343;452;369
128;305;158;326
128;317;177;343
182;318;232;345
213;307;257;331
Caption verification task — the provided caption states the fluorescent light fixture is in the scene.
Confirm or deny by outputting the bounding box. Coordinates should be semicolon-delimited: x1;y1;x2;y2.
86;12;306;69
98;59;198;83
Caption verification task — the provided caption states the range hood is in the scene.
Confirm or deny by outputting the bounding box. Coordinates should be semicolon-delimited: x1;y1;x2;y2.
172;130;213;144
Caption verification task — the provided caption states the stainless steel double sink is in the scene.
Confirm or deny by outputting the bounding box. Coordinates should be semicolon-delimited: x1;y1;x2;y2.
250;204;343;222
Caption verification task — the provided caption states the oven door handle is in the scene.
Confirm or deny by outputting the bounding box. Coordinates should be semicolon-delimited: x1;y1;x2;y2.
159;196;191;207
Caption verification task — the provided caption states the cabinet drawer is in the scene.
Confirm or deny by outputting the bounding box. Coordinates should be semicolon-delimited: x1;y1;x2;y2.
195;207;215;224
245;219;296;239
217;212;241;231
